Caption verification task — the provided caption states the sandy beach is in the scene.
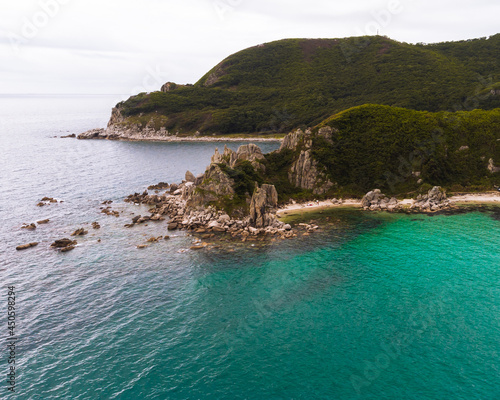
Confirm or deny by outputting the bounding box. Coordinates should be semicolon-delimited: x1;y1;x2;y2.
447;192;500;204
277;192;500;216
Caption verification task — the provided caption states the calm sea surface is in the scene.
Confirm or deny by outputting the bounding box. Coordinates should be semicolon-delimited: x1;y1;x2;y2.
1;95;499;399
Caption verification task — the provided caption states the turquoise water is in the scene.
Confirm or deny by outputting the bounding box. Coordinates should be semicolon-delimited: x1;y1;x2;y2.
1;96;500;399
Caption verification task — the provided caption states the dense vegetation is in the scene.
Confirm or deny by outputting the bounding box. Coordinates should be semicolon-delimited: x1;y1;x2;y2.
309;105;500;195
117;34;500;135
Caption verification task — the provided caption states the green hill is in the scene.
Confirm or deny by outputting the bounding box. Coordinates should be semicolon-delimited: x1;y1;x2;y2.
308;104;500;195
116;34;500;136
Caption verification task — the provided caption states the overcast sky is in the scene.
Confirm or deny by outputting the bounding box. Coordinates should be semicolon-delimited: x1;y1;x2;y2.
1;0;499;95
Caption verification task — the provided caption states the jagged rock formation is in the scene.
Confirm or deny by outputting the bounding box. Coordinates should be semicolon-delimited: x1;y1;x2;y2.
108;106;125;126
289;149;334;194
361;189;400;211
411;186;450;211
211;144;265;172
185;171;196;182
77;128;106;139
211;145;235;165
186;164;236;209
279;128;305;151
235;144;265;170
249;184;279;228
279;129;335;195
123;145;297;239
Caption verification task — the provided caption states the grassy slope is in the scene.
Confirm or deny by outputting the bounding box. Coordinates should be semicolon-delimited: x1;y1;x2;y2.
309;105;500;195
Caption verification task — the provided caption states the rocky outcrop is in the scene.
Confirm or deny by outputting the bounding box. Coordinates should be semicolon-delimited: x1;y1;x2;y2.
361;186;450;212
51;238;77;252
161;82;178;92
186;164;236;209
488;158;500;173
279;128;305;151
361;189;400;211
51;238;77;248
204;64;227;87
108;106;125;126
211;144;265;171
278;129;334;195
317;126;335;144
78;106;176;141
125;183;291;240
148;182;169;190
235;143;265;164
289;149;334;195
185;171;196;182
77;128;106;139
411;186;450;211
211;145;236;165
249;184;279;228
122;145;294;240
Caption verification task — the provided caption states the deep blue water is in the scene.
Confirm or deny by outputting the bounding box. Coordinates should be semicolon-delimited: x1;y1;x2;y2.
1;95;499;399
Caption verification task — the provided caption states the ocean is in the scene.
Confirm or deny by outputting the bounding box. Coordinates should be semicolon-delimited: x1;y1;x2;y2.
1;95;499;399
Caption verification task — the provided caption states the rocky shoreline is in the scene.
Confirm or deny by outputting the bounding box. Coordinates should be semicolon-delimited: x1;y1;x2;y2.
17;127;500;252
76;128;281;143
360;186;450;212
76;106;283;142
123;180;297;243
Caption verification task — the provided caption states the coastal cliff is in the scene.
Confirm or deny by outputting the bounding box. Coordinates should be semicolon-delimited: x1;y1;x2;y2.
78;106;181;141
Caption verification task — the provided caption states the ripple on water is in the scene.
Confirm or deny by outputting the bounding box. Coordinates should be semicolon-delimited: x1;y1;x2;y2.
2;97;500;399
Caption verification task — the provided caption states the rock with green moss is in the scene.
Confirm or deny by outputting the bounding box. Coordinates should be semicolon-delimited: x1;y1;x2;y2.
186;164;236;210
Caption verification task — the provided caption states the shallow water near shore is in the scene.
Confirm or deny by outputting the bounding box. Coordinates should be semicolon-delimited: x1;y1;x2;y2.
1;95;500;399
